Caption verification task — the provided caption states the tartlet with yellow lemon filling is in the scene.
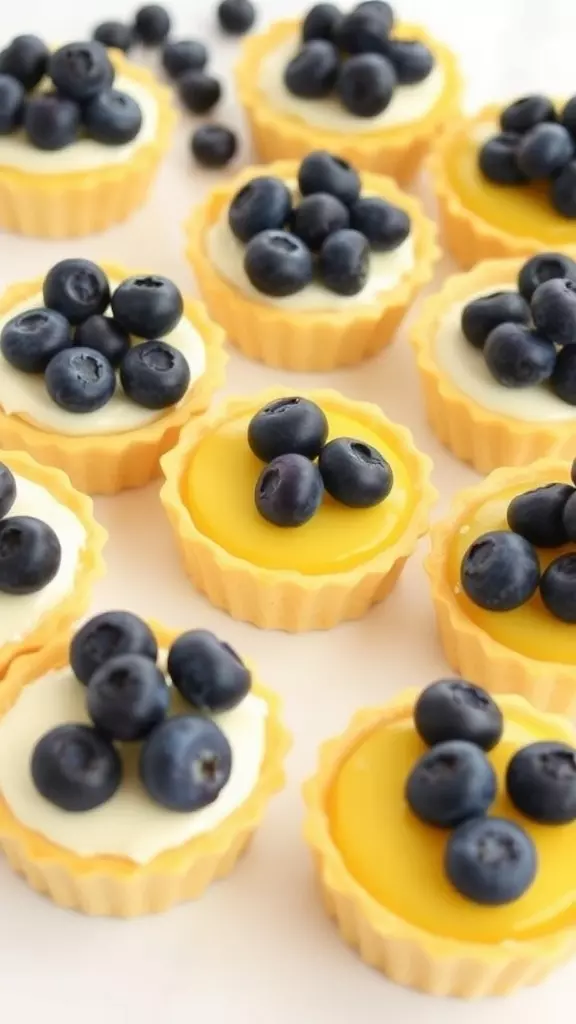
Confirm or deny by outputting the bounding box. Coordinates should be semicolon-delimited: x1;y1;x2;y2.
161;388;436;632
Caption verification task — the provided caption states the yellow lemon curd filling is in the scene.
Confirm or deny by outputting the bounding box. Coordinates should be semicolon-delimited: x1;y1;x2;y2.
184;405;415;575
328;697;576;944
447;482;576;665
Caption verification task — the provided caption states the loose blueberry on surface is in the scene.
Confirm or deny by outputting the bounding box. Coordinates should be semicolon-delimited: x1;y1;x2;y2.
336;8;393;55
255;453;324;527
0;515;61;595
516;122;574;179
244;230;314;297
349;196;410;252
75;315;131;368
293;192;350;251
563;490;576;541
178;70;222;114
507;484;573;548
133;4;171;45
531;278;576;346
319;437;393;507
483;323;556;388
120;340;190;410
191;124;237;168
478;133;526;185
414;679;504;752
217;0;256;35
49;41;114;102
1;307;71;373
302;3;344;43
461;291;531;350
318;228;370;296
518;251;576;302
24;94;80;151
93;21;133;52
70;610;158;686
45;347;116;414
507;741;576;824
87;653;170;741
539;554;576;623
445;817;537;906
298;151;361;207
83;89;143;145
168;630;251;712
31;724;122;812
0;464;16;521
461;530;541;611
284;40;339;100
551;345;576;404
43;259;110;326
386;40;435;84
229;176;292;243
140;715;232;811
551;161;576;218
500;94;556;135
0;74;25;135
0;35;49;91
248;396;329;462
162;39;208;78
111;275;183;338
337;53;396;118
405;739;497;828
561;95;576;139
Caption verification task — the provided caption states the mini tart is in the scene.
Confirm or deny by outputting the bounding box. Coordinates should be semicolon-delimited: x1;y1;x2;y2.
0;51;175;240
410;257;576;473
427;457;576;717
303;688;576;998
235;19;463;184
0;621;290;917
430;105;576;268
0;451;106;680
160;387;436;632
0;262;227;495
185;160;439;372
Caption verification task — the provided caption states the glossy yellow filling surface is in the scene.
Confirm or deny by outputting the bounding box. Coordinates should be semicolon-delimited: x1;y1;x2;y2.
447;482;576;664
184;406;415;575
328;698;576;943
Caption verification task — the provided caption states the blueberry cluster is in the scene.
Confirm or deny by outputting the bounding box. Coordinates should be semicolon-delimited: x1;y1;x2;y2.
461;252;576;402
0;259;190;415
461;459;576;623
407;679;576;904
94;0;255;53
248;396;393;527
286;2;435;118
32;612;252;813
479;93;576;218
229;151;411;299
0;462;62;596
0;38;143;151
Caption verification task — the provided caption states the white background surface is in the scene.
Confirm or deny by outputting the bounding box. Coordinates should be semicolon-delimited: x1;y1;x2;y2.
0;1;575;1021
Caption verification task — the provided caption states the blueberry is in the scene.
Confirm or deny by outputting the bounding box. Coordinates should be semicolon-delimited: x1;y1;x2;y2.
551;161;576;218
531;277;576;347
0;515;61;595
540;554;576;622
0;74;25;134
318;437;392;507
70;611;158;686
31;724;122;812
168;630;251;712
49;41;113;102
349;196;410;252
93;21;133;53
134;4;171;45
228;176;292;243
248;397;328;462
302;3;344;43
0;35;49;91
140;715;232;811
507;741;576;824
500;94;556;135
43;259;110;326
298;151;361;207
1;307;71;373
483;323;556;387
293;193;349;251
507;483;573;548
87;654;169;741
75;315;130;368
318;228;370;296
572;459;576;487
337;53;396;118
83;89;142;145
414;679;503;752
191;124;237;168
24;94;80;151
354;0;394;25
178;70;222;114
244;230;313;297
516;123;574;179
478;133;526;185
0;464;16;520
405;740;497;828
336;8;392;55
563;490;576;540
255;453;324;527
518;252;576;302
217;0;256;35
386;40;434;84
111;276;183;338
45;347;116;414
560;95;576;140
445;817;537;906
284;40;339;100
120;340;190;410
551;345;576;404
162;39;208;78
461;290;531;350
461;530;540;611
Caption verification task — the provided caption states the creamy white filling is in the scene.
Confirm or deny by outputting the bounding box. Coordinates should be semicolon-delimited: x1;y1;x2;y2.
0;664;268;865
0;473;86;646
0;75;158;175
0;281;207;436
434;284;576;422
258;34;445;135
